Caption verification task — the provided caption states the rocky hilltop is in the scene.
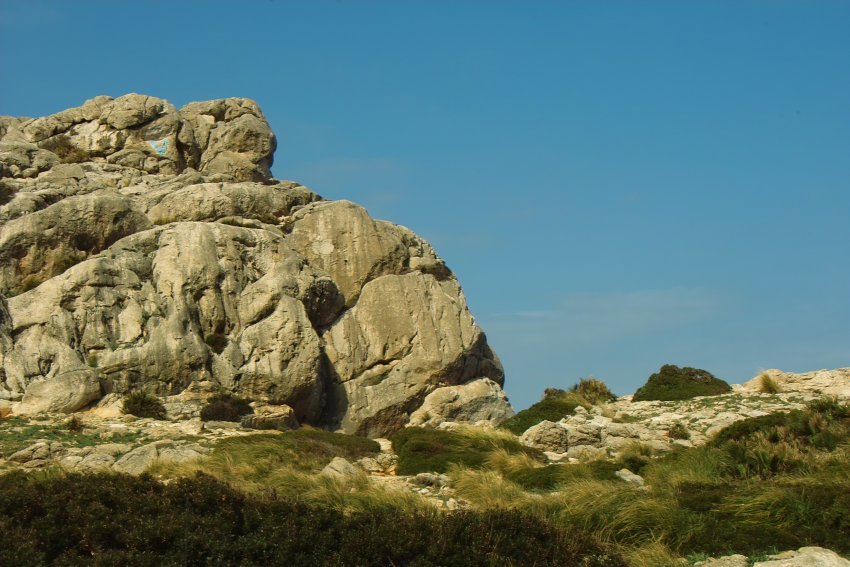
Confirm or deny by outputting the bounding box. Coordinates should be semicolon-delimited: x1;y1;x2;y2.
0;94;511;436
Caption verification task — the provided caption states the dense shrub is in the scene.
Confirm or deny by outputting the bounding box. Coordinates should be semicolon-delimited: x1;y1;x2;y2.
122;391;167;420
632;365;731;402
758;372;782;394
200;393;253;422
390;427;543;475
500;389;591;435
0;472;624;566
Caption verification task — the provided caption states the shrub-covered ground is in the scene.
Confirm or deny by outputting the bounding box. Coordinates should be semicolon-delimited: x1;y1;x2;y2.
2;397;849;565
0;472;622;567
632;364;732;402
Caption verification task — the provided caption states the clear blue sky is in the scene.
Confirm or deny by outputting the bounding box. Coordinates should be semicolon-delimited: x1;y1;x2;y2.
2;1;848;409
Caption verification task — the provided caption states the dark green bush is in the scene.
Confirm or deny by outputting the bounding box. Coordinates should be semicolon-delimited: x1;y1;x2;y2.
632;365;731;402
500;389;591;435
121;391;167;420
0;472;624;566
390;427;543;475
200;393;253;422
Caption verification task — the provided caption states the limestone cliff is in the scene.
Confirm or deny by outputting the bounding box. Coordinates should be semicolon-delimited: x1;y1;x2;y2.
0;94;511;436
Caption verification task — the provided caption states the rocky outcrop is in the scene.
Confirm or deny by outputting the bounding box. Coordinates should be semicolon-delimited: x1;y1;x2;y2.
407;378;514;428
739;368;850;398
0;94;507;436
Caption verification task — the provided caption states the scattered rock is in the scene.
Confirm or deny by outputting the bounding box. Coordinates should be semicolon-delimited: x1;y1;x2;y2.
753;547;850;567
321;457;359;480
407;377;514;428
520;420;570;452
240;404;299;431
614;468;645;487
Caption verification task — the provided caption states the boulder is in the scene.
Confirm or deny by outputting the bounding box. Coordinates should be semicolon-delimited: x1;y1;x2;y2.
520;420;570;452
0;94;509;435
407;377;514;428
241;403;299;431
753;547;850;567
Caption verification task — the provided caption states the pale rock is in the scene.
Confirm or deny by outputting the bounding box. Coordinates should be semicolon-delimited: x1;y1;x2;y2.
240;403;299;431
8;441;52;463
741;368;850;398
323;273;503;436
112;444;159;475
0;94;509;434
321;456;359;480
407;377;514;428
753;547;850;567
15;370;101;414
520;420;570;452
614;468;645;487
694;555;748;567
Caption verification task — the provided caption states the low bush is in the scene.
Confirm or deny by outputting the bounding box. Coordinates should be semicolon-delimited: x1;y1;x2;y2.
632;365;731;402
121;391;167;420
391;426;543;475
200;393;253;422
500;389;591;435
0;472;624;566
667;421;690;440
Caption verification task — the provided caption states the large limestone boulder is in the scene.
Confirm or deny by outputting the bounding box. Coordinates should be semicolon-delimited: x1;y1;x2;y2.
408;377;514;428
323;273;503;436
0;94;510;434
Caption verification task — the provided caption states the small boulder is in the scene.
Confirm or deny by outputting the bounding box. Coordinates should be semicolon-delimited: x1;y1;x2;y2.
321;457;358;481
614;468;645;487
240;404;299;431
520;420;570;452
753;547;850;567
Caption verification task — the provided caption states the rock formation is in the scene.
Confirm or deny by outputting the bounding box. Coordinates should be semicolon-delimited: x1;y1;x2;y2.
0;94;509;436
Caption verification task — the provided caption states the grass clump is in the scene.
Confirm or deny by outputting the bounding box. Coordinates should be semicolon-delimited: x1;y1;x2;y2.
758;372;782;394
667;421;690;440
571;377;617;405
632;364;731;402
200;392;253;422
391;425;544;475
500;389;591;435
121;391;167;420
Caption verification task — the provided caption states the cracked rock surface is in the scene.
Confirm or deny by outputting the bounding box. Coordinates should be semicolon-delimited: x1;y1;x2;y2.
0;94;508;436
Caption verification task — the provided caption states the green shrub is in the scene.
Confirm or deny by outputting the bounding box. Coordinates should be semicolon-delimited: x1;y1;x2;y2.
204;333;228;354
65;416;83;433
200;392;253;422
121;391;167;420
632;365;731;402
506;460;620;491
500;390;591;435
390;426;543;475
571;377;617;405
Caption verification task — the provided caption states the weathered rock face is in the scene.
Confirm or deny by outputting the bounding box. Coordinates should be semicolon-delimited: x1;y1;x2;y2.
0;94;507;435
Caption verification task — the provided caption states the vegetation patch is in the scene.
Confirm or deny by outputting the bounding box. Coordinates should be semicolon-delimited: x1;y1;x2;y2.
571;377;617;405
391;426;544;475
200;392;253;422
0;417;142;457
121;391;167;420
0;472;622;567
499;389;591;435
0;180;16;205
632;365;732;402
758;372;782;394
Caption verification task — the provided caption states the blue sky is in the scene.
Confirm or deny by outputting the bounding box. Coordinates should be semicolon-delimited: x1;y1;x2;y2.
2;1;848;409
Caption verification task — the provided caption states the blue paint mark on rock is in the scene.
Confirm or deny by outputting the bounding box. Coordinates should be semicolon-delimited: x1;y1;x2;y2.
147;138;169;156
